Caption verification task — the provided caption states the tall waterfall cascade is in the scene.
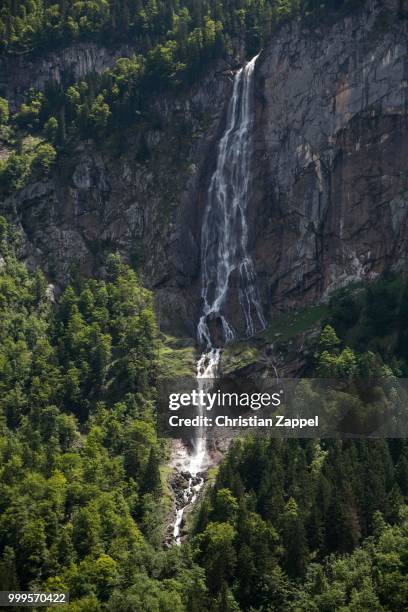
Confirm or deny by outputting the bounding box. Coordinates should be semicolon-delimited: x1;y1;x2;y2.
173;54;265;544
198;52;265;348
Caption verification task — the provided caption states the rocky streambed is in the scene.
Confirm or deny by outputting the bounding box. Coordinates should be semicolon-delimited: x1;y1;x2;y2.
164;439;224;546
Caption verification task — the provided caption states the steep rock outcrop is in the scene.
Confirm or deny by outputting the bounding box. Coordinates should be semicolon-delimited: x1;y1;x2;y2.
1;59;234;334
252;0;408;320
0;43;131;112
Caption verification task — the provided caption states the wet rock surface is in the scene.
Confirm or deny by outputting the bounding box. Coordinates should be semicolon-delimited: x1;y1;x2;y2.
170;471;204;510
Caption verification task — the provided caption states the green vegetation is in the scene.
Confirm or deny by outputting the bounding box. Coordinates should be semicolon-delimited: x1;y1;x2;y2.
0;135;56;195
0;220;209;609
157;334;196;379
259;303;329;343
222;304;329;373
326;274;408;375
0;97;9;125
222;343;261;374
1;1;362;57
291;506;408;610
191;306;408;609
192;434;408;609
1;218;408;610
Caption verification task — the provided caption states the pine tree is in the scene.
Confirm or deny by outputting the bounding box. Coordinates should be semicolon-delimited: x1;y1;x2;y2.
279;497;309;577
0;547;19;590
319;324;340;353
141;447;162;495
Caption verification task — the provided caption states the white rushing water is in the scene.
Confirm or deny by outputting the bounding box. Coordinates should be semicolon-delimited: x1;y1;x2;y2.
198;52;266;348
173;349;220;544
173;54;264;544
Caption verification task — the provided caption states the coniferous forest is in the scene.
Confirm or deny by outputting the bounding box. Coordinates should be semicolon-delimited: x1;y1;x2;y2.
1;0;408;610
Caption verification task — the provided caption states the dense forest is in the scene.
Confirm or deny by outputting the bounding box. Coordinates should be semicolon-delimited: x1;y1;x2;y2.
1;0;361;56
193;438;408;610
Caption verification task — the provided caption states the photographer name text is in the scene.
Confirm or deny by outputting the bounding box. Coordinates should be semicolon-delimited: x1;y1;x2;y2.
168;415;319;429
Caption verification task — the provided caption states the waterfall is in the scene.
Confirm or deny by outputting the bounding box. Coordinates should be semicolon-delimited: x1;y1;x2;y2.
198;52;265;348
173;348;220;545
173;54;264;544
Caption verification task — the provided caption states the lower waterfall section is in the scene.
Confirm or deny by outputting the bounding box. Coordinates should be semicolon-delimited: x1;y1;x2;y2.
172;350;221;544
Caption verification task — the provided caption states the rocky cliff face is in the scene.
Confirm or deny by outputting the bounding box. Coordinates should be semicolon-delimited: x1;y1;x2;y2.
1;54;235;335
1;0;408;339
252;0;408;321
0;43;130;112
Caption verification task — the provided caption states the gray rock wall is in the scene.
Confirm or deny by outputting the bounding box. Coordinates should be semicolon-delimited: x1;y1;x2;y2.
0;43;131;112
252;0;408;318
1;57;234;335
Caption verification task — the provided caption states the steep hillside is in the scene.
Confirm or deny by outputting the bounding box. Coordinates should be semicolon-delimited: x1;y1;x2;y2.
0;0;407;340
2;2;408;610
